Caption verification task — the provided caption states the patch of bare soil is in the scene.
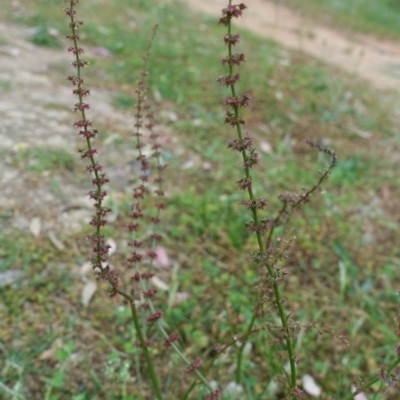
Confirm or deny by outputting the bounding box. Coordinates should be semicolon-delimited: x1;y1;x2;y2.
0;22;154;238
188;0;400;91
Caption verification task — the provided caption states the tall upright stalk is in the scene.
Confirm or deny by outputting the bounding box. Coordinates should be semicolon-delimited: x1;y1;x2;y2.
218;2;337;396
218;2;299;393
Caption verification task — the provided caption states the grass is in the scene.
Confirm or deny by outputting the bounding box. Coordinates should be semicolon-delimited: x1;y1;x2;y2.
280;0;400;39
13;148;76;173
29;24;62;49
1;0;400;399
0;80;11;91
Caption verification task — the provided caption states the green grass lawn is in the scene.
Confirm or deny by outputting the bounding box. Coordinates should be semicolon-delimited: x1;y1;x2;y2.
1;0;400;399
281;0;400;39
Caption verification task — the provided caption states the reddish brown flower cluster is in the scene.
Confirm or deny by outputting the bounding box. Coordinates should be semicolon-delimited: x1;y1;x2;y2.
64;0;117;294
217;73;240;87
184;357;201;375
218;2;267;236
240;197;268;210
131;272;155;281
205;389;221;400
219;3;247;25
224;93;251;107
163;332;179;348
222;53;246;66
147;310;163;324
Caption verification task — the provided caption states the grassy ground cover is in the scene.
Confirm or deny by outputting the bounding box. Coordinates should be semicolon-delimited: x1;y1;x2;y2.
1;0;399;399
280;0;400;39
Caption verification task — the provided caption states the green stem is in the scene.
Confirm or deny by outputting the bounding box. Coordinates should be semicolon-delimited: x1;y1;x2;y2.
129;302;164;400
134;266;214;393
113;288;165;398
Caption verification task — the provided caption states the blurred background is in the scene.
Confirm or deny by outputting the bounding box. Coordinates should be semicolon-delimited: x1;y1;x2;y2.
0;1;399;399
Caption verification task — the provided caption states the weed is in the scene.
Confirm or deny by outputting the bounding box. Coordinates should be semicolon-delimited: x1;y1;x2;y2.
1;0;399;399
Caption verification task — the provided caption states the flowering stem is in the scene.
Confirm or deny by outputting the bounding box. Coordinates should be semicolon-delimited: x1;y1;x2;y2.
220;3;338;395
66;3;108;277
126;25;217;398
219;1;297;390
265;141;337;251
64;2;165;398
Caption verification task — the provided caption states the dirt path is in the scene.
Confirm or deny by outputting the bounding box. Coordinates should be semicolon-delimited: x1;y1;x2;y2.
187;0;400;92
